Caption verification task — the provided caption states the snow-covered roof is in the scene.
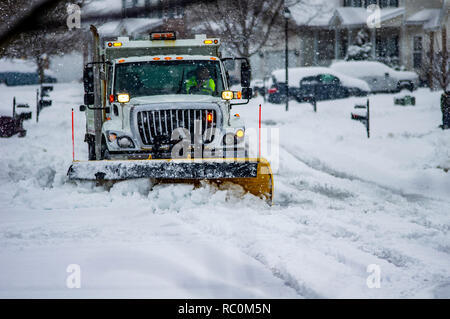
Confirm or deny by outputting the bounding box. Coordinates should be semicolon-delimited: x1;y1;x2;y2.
98;18;163;37
0;58;37;73
271;66;370;91
0;58;56;77
329;7;404;27
84;0;122;15
406;9;444;30
84;0;163;37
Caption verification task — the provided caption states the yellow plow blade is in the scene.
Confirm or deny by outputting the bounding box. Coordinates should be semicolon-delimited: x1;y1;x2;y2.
68;157;273;204
219;158;273;204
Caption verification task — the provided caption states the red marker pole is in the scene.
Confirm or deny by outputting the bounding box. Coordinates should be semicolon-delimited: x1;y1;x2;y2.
258;104;262;159
71;108;75;161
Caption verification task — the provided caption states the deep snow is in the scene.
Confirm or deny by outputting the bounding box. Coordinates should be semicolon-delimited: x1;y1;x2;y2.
0;83;449;298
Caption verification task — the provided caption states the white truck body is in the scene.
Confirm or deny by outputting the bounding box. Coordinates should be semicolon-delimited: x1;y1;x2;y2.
83;34;247;160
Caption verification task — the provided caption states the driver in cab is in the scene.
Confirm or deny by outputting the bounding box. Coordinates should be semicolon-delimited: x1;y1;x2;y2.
186;66;216;95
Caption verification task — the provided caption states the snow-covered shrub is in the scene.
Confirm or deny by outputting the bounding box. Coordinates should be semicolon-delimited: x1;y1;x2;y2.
346;29;372;61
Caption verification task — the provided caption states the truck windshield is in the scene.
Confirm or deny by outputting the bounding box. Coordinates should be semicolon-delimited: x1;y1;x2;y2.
114;60;224;97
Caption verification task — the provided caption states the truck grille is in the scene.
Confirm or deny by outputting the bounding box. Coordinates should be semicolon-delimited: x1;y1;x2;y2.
137;109;217;146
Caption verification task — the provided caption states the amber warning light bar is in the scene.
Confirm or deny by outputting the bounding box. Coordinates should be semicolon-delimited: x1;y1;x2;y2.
151;32;176;40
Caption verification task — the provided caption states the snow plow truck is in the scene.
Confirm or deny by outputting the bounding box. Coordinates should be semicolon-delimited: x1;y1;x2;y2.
67;28;273;203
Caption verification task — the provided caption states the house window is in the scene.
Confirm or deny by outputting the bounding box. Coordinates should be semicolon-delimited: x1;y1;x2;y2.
389;0;399;7
364;0;399;8
364;0;377;7
344;0;363;7
376;34;399;58
380;0;399;7
413;36;423;68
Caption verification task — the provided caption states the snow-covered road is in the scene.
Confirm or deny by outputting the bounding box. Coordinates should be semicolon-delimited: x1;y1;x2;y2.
0;83;449;298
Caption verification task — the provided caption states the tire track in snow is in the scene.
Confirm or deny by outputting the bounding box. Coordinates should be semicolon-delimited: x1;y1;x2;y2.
269;145;450;296
278;144;449;205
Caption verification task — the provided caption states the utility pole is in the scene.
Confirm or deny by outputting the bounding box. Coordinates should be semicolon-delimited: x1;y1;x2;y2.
91;25;102;160
428;31;434;90
283;6;291;111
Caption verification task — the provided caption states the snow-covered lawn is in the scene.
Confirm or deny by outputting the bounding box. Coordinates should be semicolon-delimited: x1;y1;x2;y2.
0;83;449;298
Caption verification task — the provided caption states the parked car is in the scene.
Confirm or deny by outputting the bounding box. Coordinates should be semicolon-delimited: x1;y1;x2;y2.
330;61;419;93
267;67;369;104
267;81;290;104
251;79;265;97
0;73;57;86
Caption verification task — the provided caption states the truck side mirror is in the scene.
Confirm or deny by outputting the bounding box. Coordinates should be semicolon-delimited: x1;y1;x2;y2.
79;105;86;112
84;93;94;105
242;87;253;100
83;65;95;105
241;61;251;88
83;65;94;93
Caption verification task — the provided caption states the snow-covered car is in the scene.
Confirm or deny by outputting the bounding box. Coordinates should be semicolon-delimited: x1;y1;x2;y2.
268;67;370;103
0;58;57;86
330;61;419;93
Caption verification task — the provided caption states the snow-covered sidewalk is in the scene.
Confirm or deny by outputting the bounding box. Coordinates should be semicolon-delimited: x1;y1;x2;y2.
0;83;449;298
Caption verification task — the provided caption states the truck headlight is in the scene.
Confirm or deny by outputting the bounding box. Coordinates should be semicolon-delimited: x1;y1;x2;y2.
235;129;244;139
221;91;234;100
117;93;130;103
117;136;134;148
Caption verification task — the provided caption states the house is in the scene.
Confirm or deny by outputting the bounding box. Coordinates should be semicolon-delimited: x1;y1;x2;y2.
82;0;187;65
86;0;186;40
254;0;449;84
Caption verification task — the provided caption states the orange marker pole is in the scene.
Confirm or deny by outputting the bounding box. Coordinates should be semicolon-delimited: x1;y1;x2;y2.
71;108;75;161
258;104;262;159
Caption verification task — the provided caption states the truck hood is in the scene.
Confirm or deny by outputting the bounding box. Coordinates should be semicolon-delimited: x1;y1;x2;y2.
130;94;221;105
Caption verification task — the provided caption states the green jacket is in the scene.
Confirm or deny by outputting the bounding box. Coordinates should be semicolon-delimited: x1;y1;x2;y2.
186;77;216;95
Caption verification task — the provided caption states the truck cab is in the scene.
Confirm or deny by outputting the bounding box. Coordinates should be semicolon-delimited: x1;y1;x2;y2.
82;32;252;161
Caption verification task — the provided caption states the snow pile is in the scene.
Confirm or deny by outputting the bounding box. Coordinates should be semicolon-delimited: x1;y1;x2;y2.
0;82;449;298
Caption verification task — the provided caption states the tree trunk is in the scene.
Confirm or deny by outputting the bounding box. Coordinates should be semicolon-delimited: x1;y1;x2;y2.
36;56;45;85
91;25;103;160
441;26;447;90
428;31;434;90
